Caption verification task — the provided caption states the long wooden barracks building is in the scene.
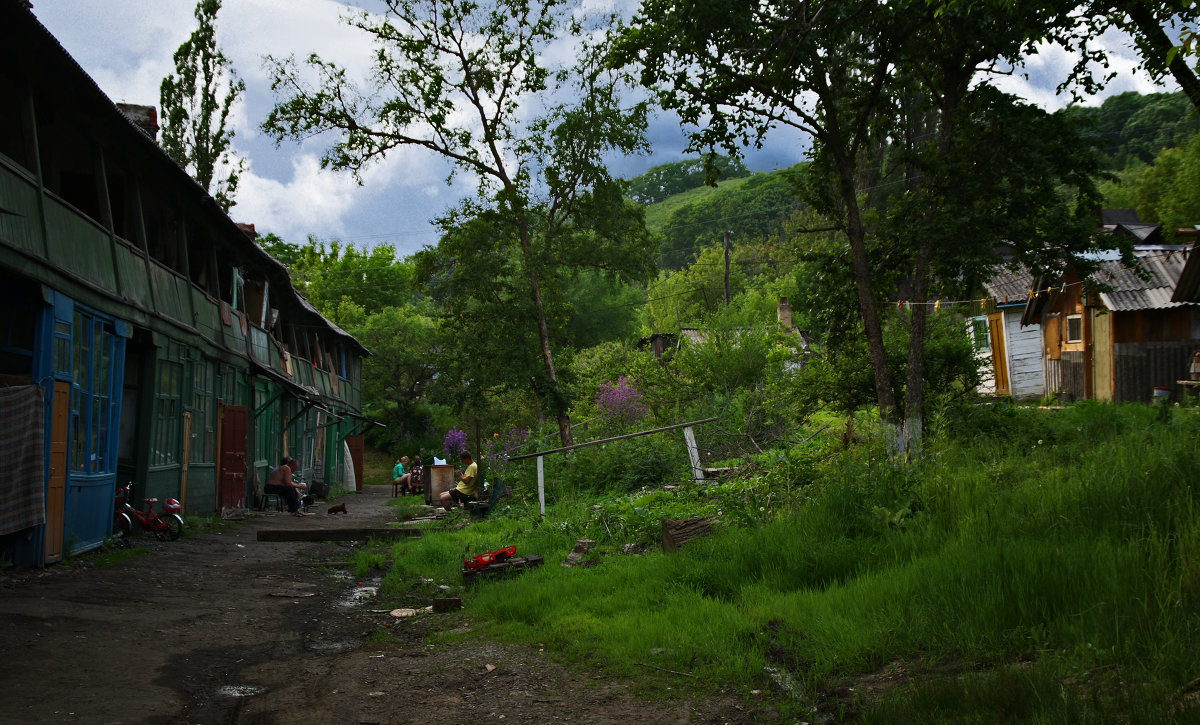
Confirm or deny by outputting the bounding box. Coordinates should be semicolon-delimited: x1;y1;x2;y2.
0;1;369;566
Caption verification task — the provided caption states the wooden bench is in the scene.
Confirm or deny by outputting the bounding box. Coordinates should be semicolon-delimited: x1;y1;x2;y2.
465;479;506;517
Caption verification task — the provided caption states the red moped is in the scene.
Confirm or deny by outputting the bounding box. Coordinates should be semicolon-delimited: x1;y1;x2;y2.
113;482;184;541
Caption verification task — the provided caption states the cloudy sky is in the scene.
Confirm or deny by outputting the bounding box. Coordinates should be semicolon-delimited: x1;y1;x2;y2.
30;1;1174;257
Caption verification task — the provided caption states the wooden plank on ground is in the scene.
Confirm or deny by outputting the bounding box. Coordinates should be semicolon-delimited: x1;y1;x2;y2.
256;528;422;542
661;517;713;551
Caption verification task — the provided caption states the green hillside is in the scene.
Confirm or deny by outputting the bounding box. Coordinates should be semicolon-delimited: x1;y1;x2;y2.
639;162;807;269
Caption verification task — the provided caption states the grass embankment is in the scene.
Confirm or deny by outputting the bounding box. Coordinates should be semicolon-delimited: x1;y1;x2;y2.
375;402;1200;721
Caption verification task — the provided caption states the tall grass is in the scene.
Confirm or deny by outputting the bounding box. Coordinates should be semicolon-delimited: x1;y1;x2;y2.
383;403;1200;720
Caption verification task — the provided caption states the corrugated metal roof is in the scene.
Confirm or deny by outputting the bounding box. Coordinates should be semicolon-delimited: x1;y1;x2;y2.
1093;247;1194;311
1106;223;1161;243
983;266;1034;303
1099;287;1186;311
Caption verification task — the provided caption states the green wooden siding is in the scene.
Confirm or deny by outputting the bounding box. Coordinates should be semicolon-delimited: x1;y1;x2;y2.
114;243;153;308
43;197;116;287
149;262;190;325
0;161;42;255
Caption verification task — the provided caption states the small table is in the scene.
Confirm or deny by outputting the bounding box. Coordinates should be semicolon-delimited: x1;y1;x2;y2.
425;464;455;505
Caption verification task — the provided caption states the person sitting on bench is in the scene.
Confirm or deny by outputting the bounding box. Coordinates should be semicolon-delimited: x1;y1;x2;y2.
265;457;308;516
440;450;478;511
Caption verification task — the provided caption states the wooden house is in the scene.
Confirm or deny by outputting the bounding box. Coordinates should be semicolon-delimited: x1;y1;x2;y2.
974;265;1045;400
0;3;369;566
1022;227;1200;403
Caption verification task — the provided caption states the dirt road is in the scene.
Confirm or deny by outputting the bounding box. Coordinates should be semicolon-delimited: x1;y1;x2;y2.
0;486;762;724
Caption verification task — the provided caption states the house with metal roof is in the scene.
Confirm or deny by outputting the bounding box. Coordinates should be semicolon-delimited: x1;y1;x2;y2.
973;264;1045;400
0;2;370;566
1022;235;1199;403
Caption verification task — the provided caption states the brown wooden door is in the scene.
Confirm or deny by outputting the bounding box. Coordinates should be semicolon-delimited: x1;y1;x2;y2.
987;313;1009;396
45;381;69;564
1091;309;1113;401
218;404;248;510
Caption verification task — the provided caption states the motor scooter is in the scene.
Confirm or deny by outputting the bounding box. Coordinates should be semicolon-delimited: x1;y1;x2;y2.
113;482;184;541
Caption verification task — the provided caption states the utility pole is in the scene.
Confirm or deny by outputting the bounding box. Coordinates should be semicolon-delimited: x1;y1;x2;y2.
723;230;731;306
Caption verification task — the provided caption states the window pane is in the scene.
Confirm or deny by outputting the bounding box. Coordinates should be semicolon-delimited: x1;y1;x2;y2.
92;397;101;469
100;332;111;396
97;398;107;472
71;412;85;472
53;321;70;373
72;311;84;386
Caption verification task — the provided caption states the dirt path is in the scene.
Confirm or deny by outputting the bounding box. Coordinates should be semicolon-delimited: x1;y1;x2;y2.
0;486;764;724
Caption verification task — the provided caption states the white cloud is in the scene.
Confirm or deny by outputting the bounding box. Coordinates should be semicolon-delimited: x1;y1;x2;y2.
233;153;359;240
986;25;1176;111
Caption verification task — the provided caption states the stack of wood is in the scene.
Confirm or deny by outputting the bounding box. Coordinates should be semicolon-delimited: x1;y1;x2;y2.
661;517;714;552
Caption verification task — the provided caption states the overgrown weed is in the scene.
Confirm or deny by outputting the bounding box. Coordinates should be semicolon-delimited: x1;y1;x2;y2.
382;403;1200;721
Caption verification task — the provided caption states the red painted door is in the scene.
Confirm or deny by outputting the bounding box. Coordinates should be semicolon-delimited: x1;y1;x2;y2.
218;404;248;510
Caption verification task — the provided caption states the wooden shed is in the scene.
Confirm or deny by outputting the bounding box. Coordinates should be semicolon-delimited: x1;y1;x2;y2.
975;265;1045;400
1023;236;1200;403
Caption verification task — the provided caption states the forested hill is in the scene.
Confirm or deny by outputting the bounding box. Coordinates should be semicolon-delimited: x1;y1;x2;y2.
634;160;807;269
1062;90;1198;169
632;91;1199;269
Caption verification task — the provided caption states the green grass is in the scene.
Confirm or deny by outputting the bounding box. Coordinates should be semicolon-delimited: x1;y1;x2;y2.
89;541;150;567
379;403;1200;720
642;175;754;233
183;513;237;535
384;497;431;522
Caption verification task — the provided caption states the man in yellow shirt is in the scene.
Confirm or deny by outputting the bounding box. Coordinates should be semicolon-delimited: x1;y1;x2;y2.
440;450;478;511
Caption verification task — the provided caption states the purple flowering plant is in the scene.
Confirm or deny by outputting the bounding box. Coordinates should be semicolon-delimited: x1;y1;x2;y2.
483;427;529;480
442;427;467;460
595;376;649;424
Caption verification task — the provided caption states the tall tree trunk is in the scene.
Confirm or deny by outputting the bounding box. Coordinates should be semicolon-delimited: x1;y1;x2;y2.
901;239;932;458
901;75;965;458
837;154;900;429
518;224;573;448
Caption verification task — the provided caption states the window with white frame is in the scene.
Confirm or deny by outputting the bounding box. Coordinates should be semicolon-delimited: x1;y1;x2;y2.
1065;314;1083;343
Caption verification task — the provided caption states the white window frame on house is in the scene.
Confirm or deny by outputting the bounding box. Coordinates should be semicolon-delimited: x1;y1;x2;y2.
1065;314;1083;343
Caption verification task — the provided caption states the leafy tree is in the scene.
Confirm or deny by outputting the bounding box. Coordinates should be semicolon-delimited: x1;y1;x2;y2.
562;272;645;348
1121;92;1200;160
640;245;749;333
943;1;1200;112
160;0;245;212
1061;90;1199;167
1119;131;1200;234
259;234;413;324
264;0;655;446
616;0;1107;454
626;155;751;204
347;303;445;450
1096;1;1200;112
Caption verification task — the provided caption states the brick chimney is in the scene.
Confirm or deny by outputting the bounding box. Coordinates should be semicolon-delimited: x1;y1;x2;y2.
777;297;793;330
236;223;257;240
116;104;159;141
